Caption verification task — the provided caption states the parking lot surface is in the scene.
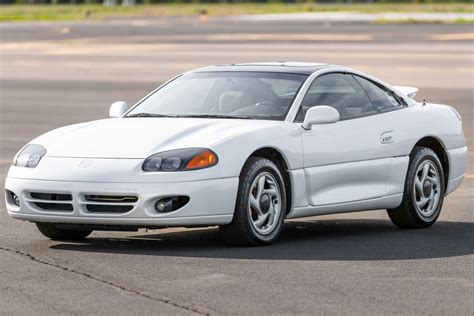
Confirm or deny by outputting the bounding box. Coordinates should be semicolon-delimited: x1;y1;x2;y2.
0;18;473;314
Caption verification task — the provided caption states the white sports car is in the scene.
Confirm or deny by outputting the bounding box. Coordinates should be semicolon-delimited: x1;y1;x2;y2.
5;62;468;246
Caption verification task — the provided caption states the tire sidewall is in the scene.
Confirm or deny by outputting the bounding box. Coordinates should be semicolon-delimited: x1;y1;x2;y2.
407;148;445;225
240;160;287;244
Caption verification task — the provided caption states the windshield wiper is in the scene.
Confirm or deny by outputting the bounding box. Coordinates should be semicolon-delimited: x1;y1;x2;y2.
175;114;252;119
126;113;252;119
126;113;179;118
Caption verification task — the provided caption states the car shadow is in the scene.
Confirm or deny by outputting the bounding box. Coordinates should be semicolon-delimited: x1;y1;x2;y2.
50;219;474;261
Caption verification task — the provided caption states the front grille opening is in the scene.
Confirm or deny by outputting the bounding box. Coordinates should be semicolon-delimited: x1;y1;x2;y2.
86;204;134;213
35;202;73;212
85;195;138;203
31;192;72;201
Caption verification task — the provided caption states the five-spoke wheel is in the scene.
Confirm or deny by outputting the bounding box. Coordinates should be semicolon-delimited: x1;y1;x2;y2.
388;146;445;228
413;160;441;218
248;172;282;235
220;157;286;246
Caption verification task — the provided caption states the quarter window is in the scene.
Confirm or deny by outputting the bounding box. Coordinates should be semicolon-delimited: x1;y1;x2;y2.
296;73;377;121
354;75;404;111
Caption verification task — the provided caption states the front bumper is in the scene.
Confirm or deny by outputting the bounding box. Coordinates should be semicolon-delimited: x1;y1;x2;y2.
5;176;238;227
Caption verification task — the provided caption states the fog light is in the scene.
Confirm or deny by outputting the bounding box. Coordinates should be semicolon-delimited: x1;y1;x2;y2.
154;196;190;213
6;190;20;207
155;198;174;213
13;194;20;207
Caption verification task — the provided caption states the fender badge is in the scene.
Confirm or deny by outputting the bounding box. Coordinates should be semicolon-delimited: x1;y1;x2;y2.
79;159;93;168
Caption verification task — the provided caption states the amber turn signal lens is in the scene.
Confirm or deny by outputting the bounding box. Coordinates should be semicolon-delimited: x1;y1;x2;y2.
185;149;218;170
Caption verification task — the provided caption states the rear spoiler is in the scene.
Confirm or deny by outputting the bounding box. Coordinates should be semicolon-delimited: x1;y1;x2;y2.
393;86;418;98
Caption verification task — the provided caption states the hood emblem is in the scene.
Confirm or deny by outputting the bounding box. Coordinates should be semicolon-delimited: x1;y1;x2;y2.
79;159;93;168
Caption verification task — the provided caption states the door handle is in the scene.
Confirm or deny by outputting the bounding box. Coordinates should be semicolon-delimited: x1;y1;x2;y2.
380;131;394;144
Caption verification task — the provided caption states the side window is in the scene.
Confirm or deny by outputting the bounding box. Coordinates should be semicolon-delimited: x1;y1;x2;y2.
296;73;377;121
354;75;404;111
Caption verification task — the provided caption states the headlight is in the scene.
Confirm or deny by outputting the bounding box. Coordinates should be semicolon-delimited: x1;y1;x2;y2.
143;148;218;172
13;144;47;168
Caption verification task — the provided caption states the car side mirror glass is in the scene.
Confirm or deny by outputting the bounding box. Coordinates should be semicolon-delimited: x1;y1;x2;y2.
109;101;128;118
302;106;340;130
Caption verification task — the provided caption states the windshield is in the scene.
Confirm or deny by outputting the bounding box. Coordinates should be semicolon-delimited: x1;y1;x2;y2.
126;72;308;120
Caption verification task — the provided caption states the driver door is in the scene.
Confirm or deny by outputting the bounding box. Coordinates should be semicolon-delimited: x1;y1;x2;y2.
298;73;393;206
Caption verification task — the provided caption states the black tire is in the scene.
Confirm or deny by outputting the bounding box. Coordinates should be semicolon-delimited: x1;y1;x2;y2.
219;157;287;246
387;146;445;228
36;222;92;240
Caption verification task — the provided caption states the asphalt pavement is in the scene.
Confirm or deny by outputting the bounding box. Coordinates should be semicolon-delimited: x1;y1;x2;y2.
0;17;473;315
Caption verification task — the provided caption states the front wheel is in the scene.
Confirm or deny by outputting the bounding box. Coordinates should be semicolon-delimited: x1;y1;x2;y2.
387;146;445;228
219;157;287;246
36;222;92;241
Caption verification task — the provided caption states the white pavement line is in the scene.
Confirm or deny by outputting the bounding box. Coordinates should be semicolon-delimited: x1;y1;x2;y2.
236;12;474;23
203;33;374;42
396;66;430;73
427;33;474;41
0;34;373;49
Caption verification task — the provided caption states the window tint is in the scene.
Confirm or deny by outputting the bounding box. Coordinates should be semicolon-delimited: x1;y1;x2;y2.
296;73;377;121
354;75;403;111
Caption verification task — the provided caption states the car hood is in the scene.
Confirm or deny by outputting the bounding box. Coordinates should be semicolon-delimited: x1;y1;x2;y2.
32;118;282;159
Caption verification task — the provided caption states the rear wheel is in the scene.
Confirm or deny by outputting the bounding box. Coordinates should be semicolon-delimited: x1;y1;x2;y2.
387;146;445;228
219;157;286;246
36;222;92;240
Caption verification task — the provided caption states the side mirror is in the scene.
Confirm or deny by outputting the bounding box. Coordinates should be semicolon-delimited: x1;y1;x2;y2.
302;106;340;130
109;101;128;118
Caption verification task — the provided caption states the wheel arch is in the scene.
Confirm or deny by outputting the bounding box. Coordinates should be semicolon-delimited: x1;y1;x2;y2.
245;147;293;215
412;136;449;186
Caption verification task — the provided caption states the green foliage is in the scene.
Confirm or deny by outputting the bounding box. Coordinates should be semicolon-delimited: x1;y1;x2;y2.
0;2;472;22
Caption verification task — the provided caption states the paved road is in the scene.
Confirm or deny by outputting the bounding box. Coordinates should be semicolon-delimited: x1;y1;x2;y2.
0;18;473;315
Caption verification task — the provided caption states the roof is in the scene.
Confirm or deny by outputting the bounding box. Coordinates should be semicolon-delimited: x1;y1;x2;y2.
191;62;333;75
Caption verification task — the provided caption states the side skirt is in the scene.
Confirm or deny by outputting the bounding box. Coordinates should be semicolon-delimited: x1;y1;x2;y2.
287;193;403;219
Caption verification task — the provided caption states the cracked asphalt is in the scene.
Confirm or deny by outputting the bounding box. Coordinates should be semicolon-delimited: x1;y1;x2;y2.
0;17;473;315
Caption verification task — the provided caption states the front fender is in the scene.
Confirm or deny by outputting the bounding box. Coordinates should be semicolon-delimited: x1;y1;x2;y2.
211;122;304;177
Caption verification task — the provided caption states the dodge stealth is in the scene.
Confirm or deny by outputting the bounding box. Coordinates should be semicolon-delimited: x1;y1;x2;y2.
5;63;467;246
